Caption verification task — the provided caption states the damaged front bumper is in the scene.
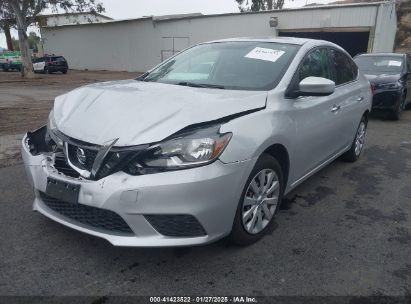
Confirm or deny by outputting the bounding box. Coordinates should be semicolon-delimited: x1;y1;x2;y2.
22;127;254;247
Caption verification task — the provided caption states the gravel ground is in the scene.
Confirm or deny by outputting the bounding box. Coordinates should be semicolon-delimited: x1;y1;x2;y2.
0;70;410;297
0;70;139;167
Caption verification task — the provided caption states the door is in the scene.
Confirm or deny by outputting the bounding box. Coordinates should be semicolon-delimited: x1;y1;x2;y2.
292;47;345;178
33;57;45;71
328;48;365;147
279;30;370;57
32;58;39;71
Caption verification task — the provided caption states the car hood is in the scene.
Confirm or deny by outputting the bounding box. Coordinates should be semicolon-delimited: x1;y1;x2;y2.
53;80;267;146
363;72;401;84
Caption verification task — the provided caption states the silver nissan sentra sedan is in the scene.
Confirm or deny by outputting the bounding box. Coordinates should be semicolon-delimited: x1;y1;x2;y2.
22;37;371;247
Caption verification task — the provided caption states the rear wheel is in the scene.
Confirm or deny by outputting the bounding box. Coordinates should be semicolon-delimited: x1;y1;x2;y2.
229;154;283;245
44;67;50;74
62;69;67;74
341;116;367;162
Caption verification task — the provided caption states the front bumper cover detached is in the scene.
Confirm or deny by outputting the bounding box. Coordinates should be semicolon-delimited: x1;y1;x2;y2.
21;127;254;247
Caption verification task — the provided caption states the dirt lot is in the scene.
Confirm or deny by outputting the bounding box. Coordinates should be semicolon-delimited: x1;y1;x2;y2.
0;70;139;167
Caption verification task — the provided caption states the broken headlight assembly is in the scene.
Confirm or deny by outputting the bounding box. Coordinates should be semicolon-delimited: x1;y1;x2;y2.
47;110;63;148
124;126;232;175
25;111;62;155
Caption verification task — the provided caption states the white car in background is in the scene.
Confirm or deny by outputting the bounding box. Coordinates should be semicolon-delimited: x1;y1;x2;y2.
33;55;68;74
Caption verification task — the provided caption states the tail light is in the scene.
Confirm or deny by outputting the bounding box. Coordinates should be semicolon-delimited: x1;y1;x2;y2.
370;82;376;96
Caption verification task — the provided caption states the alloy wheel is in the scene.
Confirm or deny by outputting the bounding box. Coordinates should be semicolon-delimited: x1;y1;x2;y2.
354;121;366;156
242;169;280;234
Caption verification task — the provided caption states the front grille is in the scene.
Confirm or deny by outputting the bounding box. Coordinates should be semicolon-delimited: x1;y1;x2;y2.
65;143;136;180
67;144;98;171
372;92;398;109
144;214;207;237
53;153;80;178
40;192;134;235
49;131;149;180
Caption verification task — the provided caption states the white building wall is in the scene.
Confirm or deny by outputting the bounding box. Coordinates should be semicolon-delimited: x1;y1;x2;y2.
372;2;397;53
42;2;397;72
43;19;158;71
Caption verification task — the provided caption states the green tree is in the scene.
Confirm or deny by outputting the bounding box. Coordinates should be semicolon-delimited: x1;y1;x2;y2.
12;37;19;50
28;31;40;52
0;0;104;78
236;0;287;12
12;34;40;51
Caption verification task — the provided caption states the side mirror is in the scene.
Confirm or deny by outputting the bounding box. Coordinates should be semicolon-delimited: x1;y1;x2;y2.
298;76;335;97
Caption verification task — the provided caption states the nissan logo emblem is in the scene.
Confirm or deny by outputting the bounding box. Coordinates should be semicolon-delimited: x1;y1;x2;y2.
76;147;87;165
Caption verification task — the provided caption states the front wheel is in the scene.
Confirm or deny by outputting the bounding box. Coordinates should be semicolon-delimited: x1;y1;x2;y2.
341;116;367;162
229;154;283;245
391;95;406;120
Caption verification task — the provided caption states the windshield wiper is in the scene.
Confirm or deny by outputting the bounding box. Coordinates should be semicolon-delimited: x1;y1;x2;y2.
177;82;225;89
136;72;150;81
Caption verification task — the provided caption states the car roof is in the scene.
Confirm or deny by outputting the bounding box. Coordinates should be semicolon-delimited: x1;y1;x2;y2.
204;37;322;46
355;53;405;58
202;37;347;54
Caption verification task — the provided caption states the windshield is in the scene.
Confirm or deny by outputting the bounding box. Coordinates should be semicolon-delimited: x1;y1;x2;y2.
354;56;404;73
141;41;300;90
50;56;65;62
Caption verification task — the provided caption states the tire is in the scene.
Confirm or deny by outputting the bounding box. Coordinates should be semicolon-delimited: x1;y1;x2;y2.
391;94;405;120
44;67;50;74
62;70;67;74
341;116;367;162
229;154;284;246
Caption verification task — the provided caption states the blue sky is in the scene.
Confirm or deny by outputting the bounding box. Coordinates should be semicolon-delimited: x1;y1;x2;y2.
0;0;334;49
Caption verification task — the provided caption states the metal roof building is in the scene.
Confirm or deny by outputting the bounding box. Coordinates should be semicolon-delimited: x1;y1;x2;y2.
41;1;397;72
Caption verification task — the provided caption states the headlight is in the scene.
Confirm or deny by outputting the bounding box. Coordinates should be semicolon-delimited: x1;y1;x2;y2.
125;126;232;175
47;110;63;147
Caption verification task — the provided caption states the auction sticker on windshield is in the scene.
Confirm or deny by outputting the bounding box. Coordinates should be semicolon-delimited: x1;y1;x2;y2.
388;60;402;67
245;47;285;62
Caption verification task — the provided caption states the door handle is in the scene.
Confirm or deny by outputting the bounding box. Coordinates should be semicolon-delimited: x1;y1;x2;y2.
356;96;364;102
331;105;341;113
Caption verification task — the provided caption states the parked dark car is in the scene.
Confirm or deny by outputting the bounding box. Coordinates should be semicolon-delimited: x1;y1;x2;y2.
1;59;22;72
354;53;411;120
33;55;68;74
